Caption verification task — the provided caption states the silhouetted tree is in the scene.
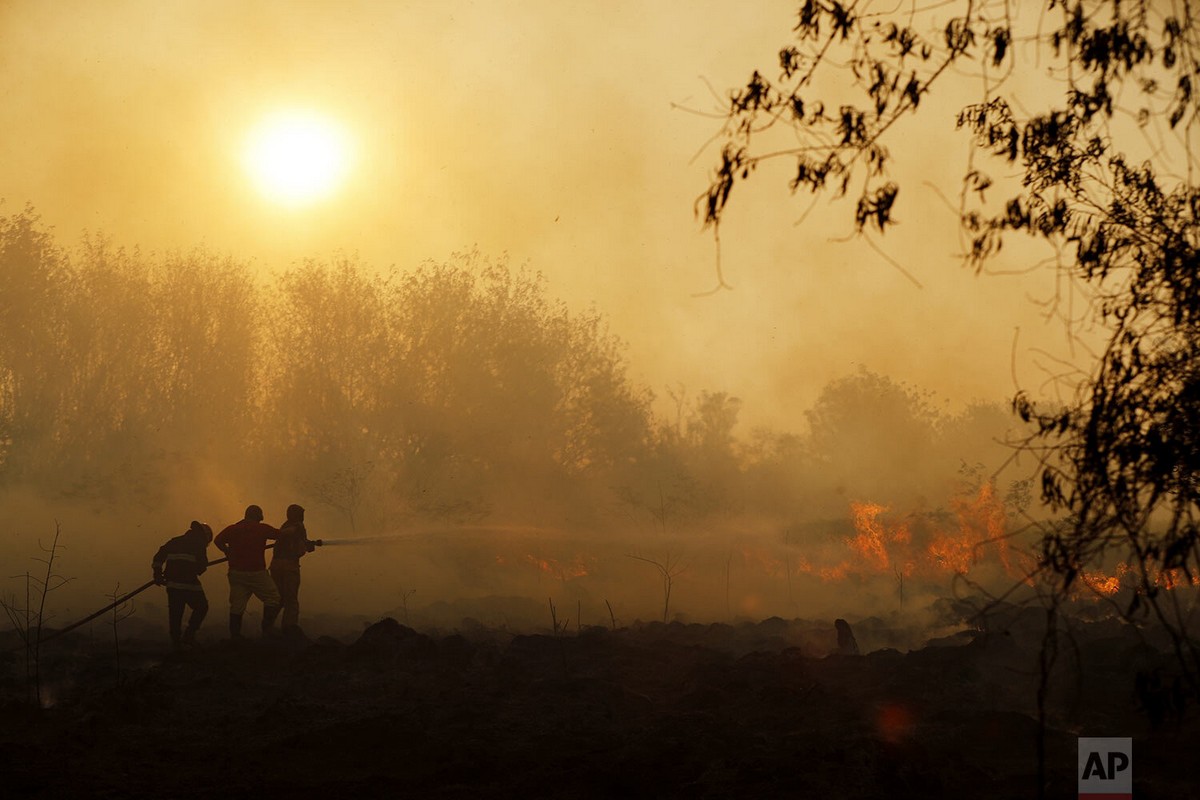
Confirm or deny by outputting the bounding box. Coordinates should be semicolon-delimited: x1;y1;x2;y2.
260;251;656;525
688;391;742;456
150;249;260;458
0;208;70;480
805;368;941;506
264;256;391;472
615;389;746;534
702;1;1200;685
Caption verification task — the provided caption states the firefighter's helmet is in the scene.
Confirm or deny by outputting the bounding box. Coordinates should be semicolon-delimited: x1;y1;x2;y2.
189;520;214;543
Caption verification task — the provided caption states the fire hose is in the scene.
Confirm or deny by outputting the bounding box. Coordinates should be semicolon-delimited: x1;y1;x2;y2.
11;524;559;649
31;541;317;647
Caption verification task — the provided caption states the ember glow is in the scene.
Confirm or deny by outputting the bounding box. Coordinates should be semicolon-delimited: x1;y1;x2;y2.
1158;568;1200;591
1079;562;1200;597
1080;564;1128;596
876;702;917;745
494;553;593;582
522;554;592;581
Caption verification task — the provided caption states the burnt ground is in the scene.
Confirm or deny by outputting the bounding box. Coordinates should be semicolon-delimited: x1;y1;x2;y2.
0;606;1196;799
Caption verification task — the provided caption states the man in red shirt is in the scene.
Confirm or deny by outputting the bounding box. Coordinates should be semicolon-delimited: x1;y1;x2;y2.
214;504;282;639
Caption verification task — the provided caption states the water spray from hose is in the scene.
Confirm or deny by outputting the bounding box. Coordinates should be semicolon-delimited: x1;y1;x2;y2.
319;524;565;546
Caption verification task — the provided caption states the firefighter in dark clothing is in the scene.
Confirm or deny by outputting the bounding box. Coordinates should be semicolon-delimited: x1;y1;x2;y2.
270;503;320;638
152;521;213;647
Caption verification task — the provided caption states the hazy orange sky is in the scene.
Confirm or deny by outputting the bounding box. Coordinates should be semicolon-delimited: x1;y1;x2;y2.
0;0;1069;431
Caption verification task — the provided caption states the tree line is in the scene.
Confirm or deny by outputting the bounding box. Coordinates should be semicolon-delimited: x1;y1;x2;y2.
0;207;1018;533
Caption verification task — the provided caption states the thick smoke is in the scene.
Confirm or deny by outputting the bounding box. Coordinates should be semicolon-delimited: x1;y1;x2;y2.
0;215;1037;638
0;0;1065;439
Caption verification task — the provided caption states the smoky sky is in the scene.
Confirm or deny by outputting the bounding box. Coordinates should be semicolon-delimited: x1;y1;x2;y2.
0;0;1066;433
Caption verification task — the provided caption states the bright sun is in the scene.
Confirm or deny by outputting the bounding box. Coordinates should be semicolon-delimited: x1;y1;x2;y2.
242;110;353;207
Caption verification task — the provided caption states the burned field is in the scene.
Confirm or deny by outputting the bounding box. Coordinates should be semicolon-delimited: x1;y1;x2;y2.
3;499;1198;798
1;601;1196;799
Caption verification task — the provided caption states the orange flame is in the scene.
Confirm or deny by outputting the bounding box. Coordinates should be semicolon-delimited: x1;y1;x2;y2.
796;482;1027;584
494;552;592;580
1080;562;1128;596
1154;567;1200;591
847;502;895;571
1075;562;1200;598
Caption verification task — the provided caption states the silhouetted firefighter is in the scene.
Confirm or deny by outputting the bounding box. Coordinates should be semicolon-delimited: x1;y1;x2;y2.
269;503;322;639
152;521;214;648
214;504;282;639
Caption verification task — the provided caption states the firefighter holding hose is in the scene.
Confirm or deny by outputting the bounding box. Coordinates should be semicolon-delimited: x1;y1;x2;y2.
214;504;282;639
269;503;322;639
152;520;214;648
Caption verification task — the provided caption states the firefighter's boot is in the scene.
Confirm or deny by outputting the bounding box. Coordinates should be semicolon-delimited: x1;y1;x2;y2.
229;613;243;640
262;604;281;637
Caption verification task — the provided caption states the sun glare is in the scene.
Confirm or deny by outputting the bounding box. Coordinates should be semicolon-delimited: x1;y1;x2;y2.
242;110;353;207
